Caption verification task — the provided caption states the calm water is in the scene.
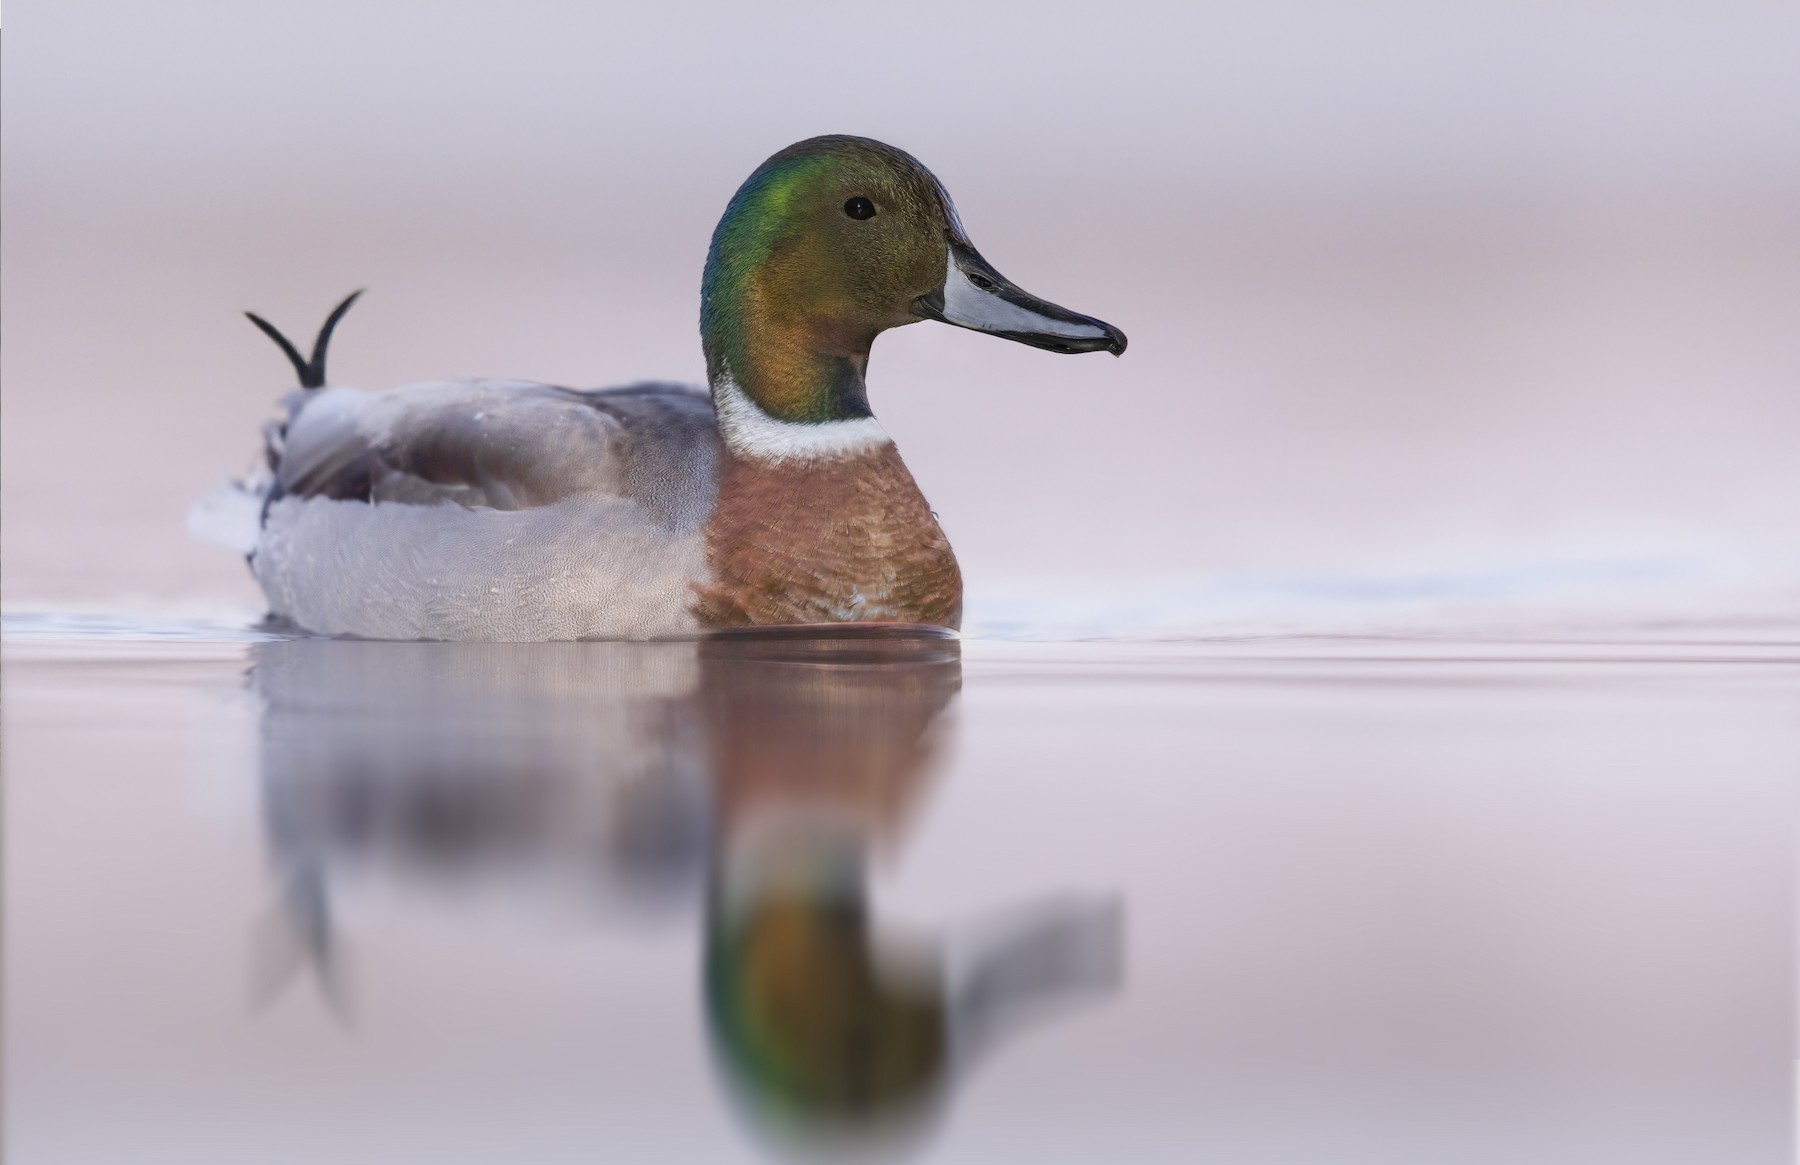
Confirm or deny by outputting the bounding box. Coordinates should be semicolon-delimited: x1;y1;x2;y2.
5;617;1798;1164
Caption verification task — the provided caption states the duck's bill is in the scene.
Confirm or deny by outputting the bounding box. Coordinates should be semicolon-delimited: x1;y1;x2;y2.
914;240;1127;356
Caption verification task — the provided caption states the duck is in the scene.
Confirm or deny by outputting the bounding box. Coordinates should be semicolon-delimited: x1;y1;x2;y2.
191;135;1126;641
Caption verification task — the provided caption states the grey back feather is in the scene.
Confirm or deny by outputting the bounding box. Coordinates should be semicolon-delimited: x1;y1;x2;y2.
277;379;720;530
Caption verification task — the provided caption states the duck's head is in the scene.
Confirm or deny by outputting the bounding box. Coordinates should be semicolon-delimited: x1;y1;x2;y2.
705;831;948;1144
702;820;1125;1148
702;135;1126;428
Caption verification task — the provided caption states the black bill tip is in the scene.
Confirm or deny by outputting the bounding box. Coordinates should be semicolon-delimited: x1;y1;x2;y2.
1100;323;1128;357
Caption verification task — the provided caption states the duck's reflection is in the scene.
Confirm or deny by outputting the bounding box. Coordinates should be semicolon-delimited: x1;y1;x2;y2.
248;628;1121;1151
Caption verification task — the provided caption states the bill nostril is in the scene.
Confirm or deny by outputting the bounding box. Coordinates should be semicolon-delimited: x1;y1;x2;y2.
964;271;997;293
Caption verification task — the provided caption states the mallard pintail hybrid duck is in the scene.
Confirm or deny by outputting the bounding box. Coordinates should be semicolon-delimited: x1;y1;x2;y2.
192;135;1126;640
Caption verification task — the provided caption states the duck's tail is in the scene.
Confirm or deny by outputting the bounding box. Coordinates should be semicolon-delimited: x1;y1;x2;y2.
245;289;363;389
188;290;364;555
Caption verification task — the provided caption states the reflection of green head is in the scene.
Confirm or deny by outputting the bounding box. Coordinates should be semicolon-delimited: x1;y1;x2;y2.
700;136;956;424
705;878;947;1133
699;627;961;1133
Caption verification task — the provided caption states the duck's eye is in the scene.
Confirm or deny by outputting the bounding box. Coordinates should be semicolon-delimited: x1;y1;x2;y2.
843;196;877;221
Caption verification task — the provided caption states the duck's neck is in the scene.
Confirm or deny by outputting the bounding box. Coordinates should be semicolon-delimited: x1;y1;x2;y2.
707;327;872;425
701;262;891;462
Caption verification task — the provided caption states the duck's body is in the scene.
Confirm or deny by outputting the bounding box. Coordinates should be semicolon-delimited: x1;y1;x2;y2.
243;377;957;639
197;136;1121;641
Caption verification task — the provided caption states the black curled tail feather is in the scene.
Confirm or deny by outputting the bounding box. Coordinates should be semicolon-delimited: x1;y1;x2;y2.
245;289;363;389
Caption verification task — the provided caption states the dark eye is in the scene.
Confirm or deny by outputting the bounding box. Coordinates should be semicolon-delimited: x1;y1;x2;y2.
843;196;876;220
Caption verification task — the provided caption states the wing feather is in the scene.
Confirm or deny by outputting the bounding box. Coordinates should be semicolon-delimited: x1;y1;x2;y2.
274;379;719;527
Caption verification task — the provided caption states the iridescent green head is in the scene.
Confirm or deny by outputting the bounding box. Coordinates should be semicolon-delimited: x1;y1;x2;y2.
704;875;947;1139
701;136;1126;430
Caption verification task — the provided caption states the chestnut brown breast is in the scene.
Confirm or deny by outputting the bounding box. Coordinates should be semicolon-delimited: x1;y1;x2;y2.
690;446;963;630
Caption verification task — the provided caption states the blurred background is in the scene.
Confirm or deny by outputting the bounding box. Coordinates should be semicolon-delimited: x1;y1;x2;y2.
4;0;1797;622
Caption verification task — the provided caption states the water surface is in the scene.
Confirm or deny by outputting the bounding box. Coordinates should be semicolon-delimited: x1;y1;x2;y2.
5;618;1797;1163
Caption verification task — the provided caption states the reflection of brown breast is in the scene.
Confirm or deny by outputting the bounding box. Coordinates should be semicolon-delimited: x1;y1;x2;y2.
699;629;962;851
691;446;963;630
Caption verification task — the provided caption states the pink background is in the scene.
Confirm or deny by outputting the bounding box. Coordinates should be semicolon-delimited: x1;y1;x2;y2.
4;1;1797;611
